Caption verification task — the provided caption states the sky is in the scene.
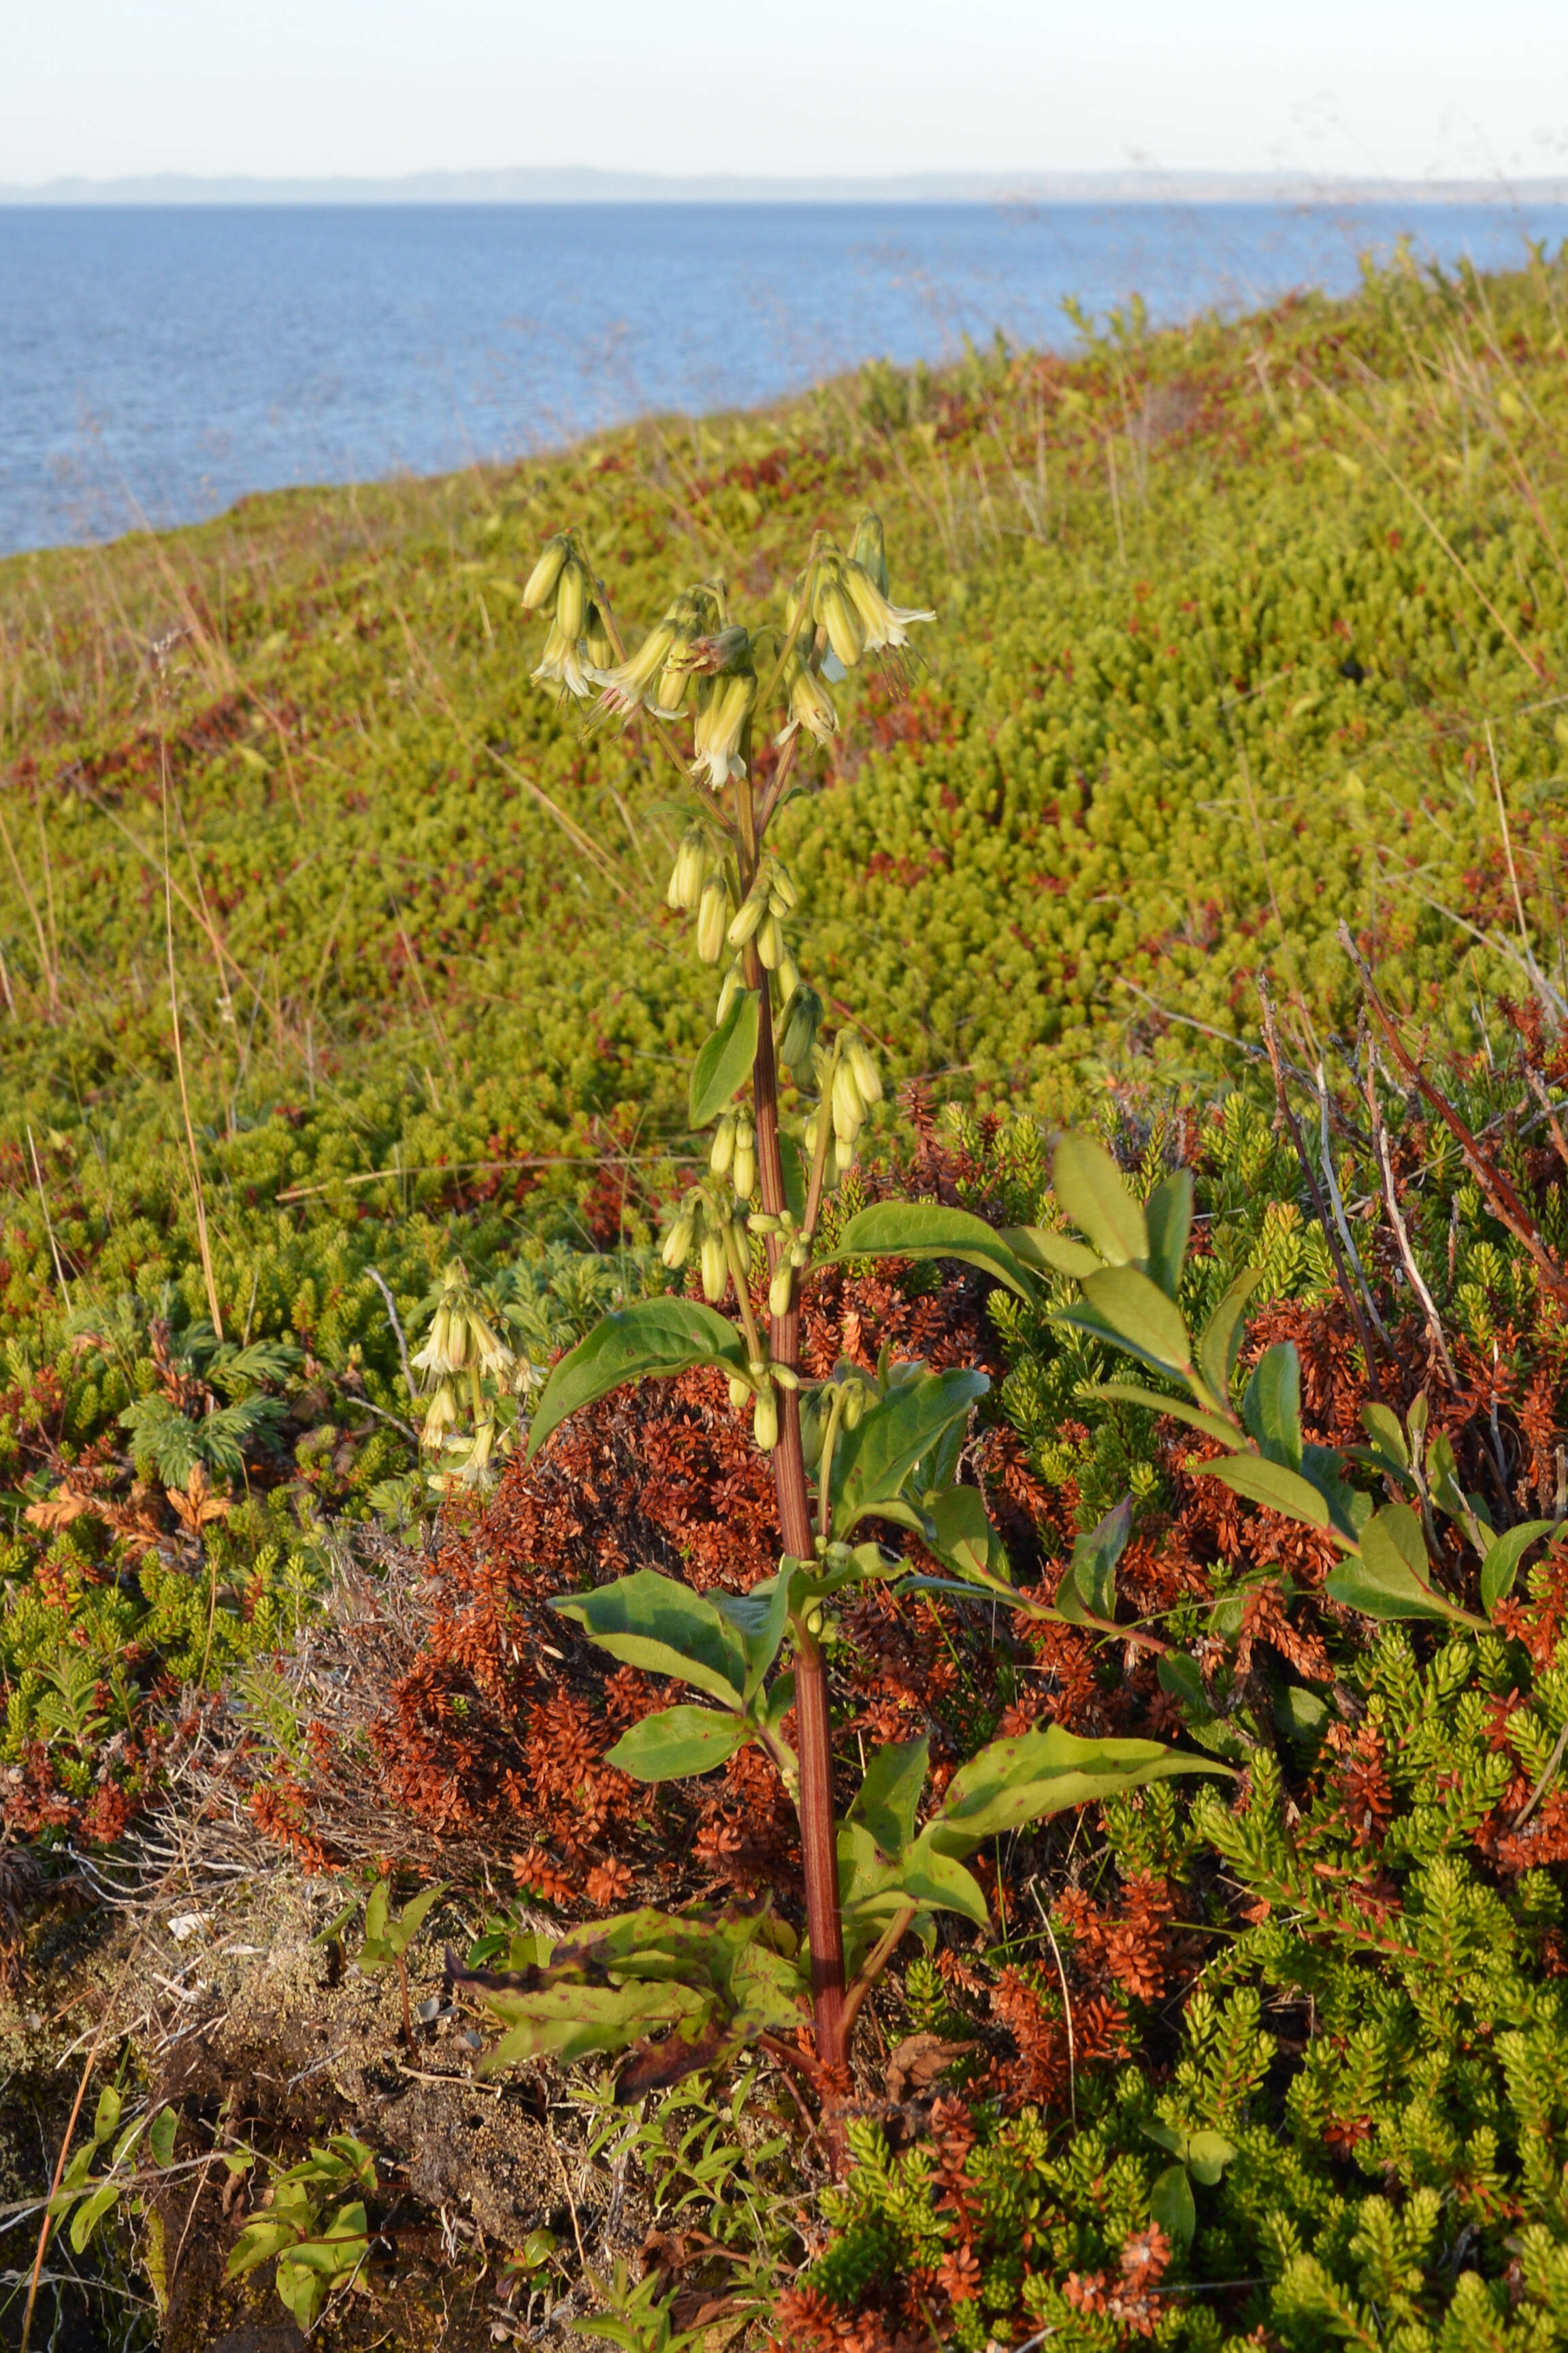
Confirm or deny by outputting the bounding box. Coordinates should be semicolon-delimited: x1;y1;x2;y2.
2;0;1565;186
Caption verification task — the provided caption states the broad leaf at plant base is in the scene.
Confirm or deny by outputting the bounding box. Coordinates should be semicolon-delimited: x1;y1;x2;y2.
451;1902;811;2090
527;1299;747;1457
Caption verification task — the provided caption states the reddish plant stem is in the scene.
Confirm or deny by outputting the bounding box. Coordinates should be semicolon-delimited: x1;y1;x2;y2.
738;786;847;2073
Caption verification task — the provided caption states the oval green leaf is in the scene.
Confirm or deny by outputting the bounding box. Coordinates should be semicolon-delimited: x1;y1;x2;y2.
830;1366;990;1535
1052;1133;1149;1266
1145;1169;1194;1298
1001;1224;1103;1282
689;988;760;1130
821;1203;1037;1301
606;1705;751;1782
527;1299;746;1457
1077;1265;1194;1375
1193;1453;1332;1529
553;1568;749;1705
1480;1517;1557;1614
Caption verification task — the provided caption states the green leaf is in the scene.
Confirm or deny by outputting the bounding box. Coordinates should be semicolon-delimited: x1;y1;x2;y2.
274;2258;329;2333
528;1299;746;1457
228;2218;303;2279
1072;1496;1131;1617
1187;2130;1239;2184
848;1736;930;1861
1480;1519;1557;1614
363;1878;389;1949
606;1704;751;1781
1197;1268;1262;1400
1158;1653;1209;1713
1000;1223;1102;1282
830;1366;990;1536
481;1979;708;2071
1360;1401;1410;1470
386;1881;446;1958
1052;1133;1148;1266
1088;1382;1238;1446
553;1568;749;1706
1150;2164;1196;2249
1276;1686;1329;1742
713;1574;795;1704
840;1819;990;1930
689;987;760;1129
1060;1265;1193;1377
1243;1344;1303;1468
1145;1169;1193;1297
1326;1505;1458;1622
820;1203;1036;1301
69;2182;121;2255
1363;1500;1433;1586
890;1836;991;1928
932;1723;1225;1853
924;1485;1009;1583
92;2086;122;2146
1193;1453;1332;1529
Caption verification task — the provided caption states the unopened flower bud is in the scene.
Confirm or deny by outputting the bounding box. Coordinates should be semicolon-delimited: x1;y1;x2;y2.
773;1364;799;1391
696;878;730;964
778;986;821;1078
710;1113;736;1180
832;1059;866;1142
732;1124;755;1202
583;601;616;672
728;890;765;949
522;535;570;611
753;1387;779;1452
728;1374;751;1413
715;958;744;1023
851;511;889;598
755;910;784;970
834;1133;856;1176
769;864;799;913
804;1602;825;1638
815;568;865;669
701;1233;728;1303
555;557;588;644
668;825;711;913
846;1036;883;1107
769;1261;794;1318
842;1384;866;1430
660;1211;694;1270
775;950;801;1005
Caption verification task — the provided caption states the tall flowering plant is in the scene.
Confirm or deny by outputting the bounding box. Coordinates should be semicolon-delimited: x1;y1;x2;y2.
451;516;1223;2099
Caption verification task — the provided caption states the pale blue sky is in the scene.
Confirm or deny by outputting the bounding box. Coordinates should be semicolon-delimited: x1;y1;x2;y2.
3;0;1564;186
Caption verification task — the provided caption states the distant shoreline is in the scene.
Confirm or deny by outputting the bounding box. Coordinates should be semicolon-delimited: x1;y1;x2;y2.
5;167;1568;208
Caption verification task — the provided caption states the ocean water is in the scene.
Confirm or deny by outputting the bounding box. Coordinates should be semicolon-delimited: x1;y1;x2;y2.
2;197;1566;557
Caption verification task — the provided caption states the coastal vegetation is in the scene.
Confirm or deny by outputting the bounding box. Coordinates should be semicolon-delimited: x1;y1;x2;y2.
0;239;1567;2347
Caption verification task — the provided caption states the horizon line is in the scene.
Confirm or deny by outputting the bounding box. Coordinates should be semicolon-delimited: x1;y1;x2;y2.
5;163;1568;208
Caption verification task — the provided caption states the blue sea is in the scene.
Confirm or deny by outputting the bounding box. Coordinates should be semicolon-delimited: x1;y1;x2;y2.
2;198;1566;557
